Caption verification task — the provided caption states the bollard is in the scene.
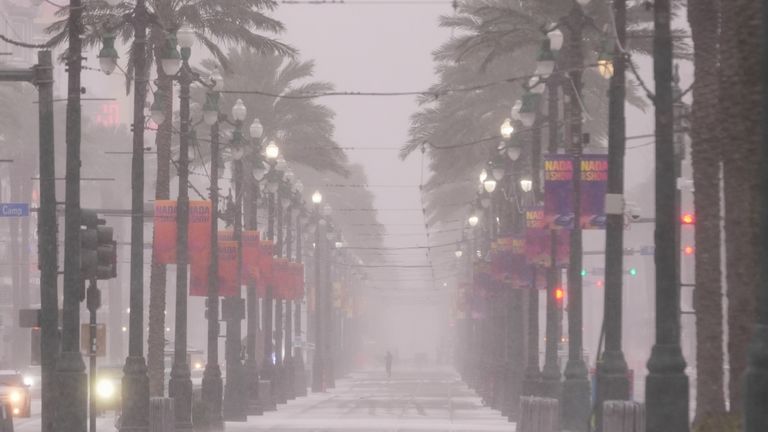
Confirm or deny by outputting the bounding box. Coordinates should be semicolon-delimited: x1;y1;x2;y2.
603;400;645;432
258;379;277;412
0;404;13;432
149;397;175;432
518;396;559;432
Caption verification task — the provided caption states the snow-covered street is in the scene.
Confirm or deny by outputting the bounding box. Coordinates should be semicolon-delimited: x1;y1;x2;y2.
15;367;516;432
225;367;515;431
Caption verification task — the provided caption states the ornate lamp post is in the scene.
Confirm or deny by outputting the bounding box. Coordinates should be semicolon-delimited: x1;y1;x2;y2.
310;191;326;392
293;202;309;397
262;141;281;395
158;27;197;431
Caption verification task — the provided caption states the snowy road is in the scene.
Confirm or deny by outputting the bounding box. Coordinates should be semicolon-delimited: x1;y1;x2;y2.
226;367;515;431
16;367;515;431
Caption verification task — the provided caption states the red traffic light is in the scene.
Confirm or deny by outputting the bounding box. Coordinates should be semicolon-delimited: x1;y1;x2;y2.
681;213;695;225
554;288;565;301
684;245;695;255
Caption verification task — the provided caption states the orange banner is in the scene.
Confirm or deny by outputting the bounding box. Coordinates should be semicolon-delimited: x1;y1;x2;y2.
218;241;239;297
272;258;289;300
189;201;212;267
153;200;213;266
189;262;208;297
242;230;261;285
153;200;177;264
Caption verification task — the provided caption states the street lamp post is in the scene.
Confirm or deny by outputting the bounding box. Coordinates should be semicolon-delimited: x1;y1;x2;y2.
161;27;196;432
262;142;280;396
294;205;309;397
274;178;287;404
595;0;630;429
323;220;336;389
561;3;592;430
283;185;296;400
540;69;563;402
221;99;250;422
244;118;266;416
311;191;325;392
645;0;689;430
200;81;226;430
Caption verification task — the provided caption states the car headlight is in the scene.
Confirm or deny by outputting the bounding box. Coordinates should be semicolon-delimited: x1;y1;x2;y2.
22;376;34;387
9;391;21;403
11;408;18;416
194;362;203;371
96;379;116;400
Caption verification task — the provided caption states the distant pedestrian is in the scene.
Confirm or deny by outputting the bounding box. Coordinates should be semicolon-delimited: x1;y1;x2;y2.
385;351;393;378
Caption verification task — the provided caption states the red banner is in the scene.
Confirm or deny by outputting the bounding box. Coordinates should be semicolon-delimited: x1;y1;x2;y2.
189;263;207;297
217;241;239;297
258;240;274;297
273;258;289;300
189;201;212;267
242;230;261;285
152;200;212;266
153;200;177;264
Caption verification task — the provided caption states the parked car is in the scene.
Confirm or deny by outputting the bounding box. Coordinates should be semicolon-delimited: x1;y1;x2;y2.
0;370;31;417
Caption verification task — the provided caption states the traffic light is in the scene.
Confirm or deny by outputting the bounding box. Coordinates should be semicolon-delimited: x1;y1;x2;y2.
628;267;638;277
580;268;588;277
684;245;695;256
554;287;565;309
96;226;116;280
80;209;102;281
681;212;695;225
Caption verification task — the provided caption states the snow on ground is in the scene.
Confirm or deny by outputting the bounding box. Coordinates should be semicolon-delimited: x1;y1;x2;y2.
16;366;515;431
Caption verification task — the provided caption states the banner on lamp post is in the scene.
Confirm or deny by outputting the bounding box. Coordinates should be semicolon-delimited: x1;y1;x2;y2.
188;201;213;266
153;200;177;264
152;200;212;266
544;155;574;229
580;155;608;229
242;230;261;284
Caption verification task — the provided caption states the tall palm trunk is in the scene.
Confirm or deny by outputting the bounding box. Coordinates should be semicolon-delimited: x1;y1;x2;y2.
147;32;174;397
688;0;726;424
720;0;761;414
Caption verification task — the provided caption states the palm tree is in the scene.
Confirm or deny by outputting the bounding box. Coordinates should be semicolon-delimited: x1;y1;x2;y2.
718;0;760;419
688;0;728;428
198;49;348;176
46;0;295;396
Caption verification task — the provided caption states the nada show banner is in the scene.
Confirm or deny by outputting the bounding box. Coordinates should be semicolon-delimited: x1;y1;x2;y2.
189;240;240;297
188;201;213;266
153;200;177;264
544;155;574;229
525;205;548;267
152;200;212;265
544;155;608;230
580;155;608;229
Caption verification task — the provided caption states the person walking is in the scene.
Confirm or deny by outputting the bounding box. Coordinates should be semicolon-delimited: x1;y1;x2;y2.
385;351;393;379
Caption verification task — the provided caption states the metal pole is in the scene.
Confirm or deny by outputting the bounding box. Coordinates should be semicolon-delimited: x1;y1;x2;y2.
523;267;541;397
262;194;276;383
596;0;630;429
324;240;335;388
86;280;100;432
311;218;324;392
744;0;768;423
169;64;193;432
645;0;689;429
202;116;224;429
274;193;286;403
284;205;294;399
540;75;562;400
244;177;262;415
222;139;248;421
120;1;150;430
561;4;591;430
294;212;308;396
57;0;87;429
35;50;58;432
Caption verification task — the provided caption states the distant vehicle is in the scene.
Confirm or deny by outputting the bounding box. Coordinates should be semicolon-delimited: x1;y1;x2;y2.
0;370;32;417
20;365;41;396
